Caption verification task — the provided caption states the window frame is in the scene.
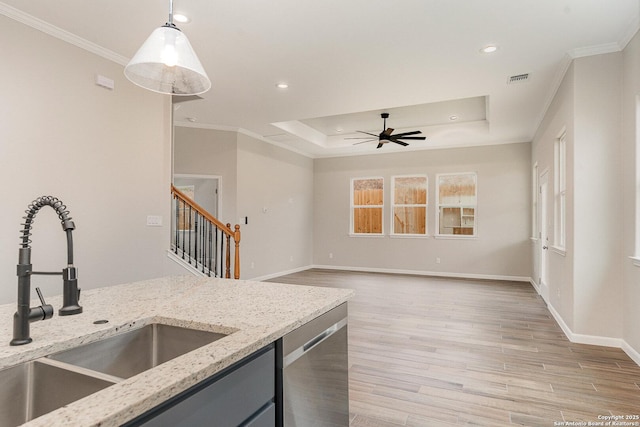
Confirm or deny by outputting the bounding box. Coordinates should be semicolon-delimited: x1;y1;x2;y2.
554;130;567;250
532;162;539;240
390;174;428;237
350;176;384;236
632;95;640;265
435;172;478;238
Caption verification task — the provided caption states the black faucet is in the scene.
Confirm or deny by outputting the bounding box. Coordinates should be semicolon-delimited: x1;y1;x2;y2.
10;196;82;346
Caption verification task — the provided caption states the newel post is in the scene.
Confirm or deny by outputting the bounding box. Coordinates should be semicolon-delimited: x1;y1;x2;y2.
233;224;241;279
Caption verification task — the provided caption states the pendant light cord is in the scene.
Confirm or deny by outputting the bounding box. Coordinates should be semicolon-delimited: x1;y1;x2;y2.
168;0;174;25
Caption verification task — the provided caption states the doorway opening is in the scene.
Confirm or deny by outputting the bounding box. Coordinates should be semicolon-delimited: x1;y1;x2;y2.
173;174;221;218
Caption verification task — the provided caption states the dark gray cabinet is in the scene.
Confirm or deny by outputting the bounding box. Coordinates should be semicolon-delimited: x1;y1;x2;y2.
123;345;275;427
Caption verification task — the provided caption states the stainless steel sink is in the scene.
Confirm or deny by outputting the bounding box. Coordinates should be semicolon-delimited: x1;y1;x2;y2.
47;323;227;379
0;359;116;427
0;323;227;426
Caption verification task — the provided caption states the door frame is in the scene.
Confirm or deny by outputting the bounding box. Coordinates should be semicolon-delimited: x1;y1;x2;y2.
173;174;222;218
538;168;550;303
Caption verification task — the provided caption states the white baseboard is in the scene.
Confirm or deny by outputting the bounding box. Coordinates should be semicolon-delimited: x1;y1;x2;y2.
166;250;206;277
622;340;640;366
529;277;541;294
249;265;313;282
310;264;531;282
546;298;640;365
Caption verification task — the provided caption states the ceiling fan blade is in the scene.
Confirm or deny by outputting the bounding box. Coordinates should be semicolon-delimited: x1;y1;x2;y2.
356;131;379;137
352;139;378;145
376;142;384;149
396;136;426;140
382;128;394;136
345;137;376;140
391;140;409;146
391;130;422;138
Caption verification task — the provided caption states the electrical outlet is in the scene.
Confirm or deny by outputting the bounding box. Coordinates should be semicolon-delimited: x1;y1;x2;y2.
250;261;255;269
329;253;333;259
436;257;441;264
289;255;294;262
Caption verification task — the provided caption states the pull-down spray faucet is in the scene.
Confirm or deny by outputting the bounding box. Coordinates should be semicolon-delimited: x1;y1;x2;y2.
10;196;82;346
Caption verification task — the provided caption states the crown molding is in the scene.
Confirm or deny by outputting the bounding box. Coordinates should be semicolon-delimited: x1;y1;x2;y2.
568;42;622;59
619;12;640;50
0;2;129;66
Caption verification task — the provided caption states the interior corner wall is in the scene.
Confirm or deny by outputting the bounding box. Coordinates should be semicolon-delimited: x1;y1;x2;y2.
533;51;626;343
622;30;640;356
313;143;532;279
572;52;623;338
173;126;238;223
0;15;173;305
532;63;576;330
236;133;314;279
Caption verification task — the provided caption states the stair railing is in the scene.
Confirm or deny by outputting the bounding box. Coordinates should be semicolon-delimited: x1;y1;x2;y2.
170;185;241;279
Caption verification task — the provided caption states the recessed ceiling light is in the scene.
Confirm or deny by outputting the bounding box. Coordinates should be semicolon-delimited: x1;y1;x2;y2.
276;83;289;89
173;13;190;23
449;115;458;121
480;45;498;54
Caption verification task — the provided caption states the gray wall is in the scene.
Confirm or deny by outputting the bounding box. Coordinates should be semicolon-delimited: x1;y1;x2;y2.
0;16;174;305
313;144;532;279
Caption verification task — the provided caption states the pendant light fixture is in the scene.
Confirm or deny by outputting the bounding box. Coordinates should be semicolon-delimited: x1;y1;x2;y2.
124;0;211;96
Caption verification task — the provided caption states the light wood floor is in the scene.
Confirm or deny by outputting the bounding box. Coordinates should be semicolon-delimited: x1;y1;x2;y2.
269;269;640;426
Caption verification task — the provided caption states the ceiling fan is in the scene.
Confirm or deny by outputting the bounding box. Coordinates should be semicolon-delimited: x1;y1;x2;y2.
347;113;426;149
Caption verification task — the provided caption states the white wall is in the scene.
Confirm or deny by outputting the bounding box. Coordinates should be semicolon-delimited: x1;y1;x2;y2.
0;16;173;305
236;133;315;279
622;31;640;356
533;50;627;345
173;128;315;280
532;62;576;329
313;143;532;279
173;126;238;223
573;53;623;338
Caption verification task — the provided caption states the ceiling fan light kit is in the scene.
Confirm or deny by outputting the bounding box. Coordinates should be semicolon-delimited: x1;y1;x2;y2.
347;113;426;149
124;0;211;96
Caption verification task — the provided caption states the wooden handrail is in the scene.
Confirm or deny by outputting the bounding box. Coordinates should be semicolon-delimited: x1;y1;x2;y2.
172;185;233;237
171;185;241;279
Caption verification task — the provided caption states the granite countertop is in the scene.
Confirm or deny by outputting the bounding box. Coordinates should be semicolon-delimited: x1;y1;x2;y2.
0;276;354;426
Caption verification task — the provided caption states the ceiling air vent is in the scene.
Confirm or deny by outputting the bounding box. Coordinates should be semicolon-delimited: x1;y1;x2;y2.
507;73;530;84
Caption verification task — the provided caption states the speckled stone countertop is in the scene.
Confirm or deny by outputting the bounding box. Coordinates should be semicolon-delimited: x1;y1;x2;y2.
0;276;354;427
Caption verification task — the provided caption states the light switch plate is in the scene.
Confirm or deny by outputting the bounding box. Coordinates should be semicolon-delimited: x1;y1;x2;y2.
146;215;162;226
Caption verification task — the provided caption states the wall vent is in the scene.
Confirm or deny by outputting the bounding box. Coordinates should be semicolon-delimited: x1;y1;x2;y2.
507;73;530;84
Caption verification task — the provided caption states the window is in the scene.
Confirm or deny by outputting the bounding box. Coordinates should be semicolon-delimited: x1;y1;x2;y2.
436;173;477;236
554;131;566;249
391;175;427;235
351;177;383;235
634;96;640;262
532;162;538;239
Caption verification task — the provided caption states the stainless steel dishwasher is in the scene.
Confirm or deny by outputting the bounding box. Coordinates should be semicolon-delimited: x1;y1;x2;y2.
277;303;349;427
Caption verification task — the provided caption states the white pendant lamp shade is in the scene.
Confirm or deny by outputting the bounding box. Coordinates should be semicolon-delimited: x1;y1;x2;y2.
125;24;211;95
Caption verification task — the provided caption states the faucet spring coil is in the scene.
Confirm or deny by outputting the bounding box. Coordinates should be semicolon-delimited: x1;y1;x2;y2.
19;196;73;248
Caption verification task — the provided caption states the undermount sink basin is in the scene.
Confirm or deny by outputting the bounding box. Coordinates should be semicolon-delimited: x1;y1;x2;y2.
47;323;227;379
0;323;228;427
0;359;116;427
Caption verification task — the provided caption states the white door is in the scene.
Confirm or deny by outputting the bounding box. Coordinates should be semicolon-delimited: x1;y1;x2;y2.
538;170;550;303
